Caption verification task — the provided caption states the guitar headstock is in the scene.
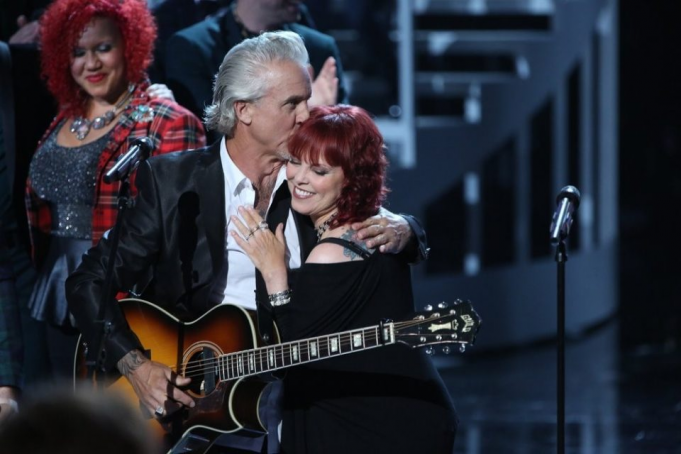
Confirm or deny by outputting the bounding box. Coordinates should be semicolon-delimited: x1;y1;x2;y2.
393;299;481;353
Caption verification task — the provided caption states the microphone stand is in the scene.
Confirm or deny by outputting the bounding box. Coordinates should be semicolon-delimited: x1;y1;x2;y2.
554;238;567;454
85;177;134;386
549;185;579;454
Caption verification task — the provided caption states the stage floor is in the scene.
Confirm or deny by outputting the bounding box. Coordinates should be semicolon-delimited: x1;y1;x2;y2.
438;321;681;454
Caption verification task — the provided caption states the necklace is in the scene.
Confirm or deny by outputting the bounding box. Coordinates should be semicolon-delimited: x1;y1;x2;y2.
316;212;338;241
70;84;135;141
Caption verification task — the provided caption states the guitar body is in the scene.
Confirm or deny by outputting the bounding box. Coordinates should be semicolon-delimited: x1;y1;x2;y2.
74;299;271;444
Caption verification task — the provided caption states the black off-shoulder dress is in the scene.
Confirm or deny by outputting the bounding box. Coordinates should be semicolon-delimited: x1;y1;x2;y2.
273;238;458;454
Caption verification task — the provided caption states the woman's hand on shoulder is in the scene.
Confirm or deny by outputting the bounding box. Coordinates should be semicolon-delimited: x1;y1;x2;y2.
146;84;176;102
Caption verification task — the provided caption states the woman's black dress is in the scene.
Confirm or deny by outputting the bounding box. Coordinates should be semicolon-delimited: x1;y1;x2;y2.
273;238;458;454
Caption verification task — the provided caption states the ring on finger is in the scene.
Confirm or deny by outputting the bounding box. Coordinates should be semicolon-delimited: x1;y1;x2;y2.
258;220;269;230
155;405;165;417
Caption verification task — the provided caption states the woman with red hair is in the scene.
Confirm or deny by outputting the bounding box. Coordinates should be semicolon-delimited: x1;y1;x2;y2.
25;0;205;381
232;105;458;453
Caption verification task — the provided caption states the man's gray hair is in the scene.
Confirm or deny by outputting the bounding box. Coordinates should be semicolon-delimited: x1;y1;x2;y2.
204;31;309;137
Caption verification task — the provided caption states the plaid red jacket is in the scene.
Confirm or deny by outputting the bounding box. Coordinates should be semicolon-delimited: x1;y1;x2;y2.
26;84;207;266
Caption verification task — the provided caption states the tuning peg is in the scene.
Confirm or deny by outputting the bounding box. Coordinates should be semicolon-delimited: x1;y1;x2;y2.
420;336;427;343
454;299;463;305
442;346;451;355
424;304;433;311
425;346;434;355
435;335;442;341
459;344;466;353
438;302;448;309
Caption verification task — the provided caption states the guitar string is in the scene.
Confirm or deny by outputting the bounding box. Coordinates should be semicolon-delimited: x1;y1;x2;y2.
170;320;407;376
174;327;390;378
171;327;383;374
171;318;434;376
171;318;451;379
175;335;381;379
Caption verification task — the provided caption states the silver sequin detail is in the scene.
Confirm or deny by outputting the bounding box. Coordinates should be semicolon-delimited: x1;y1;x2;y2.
29;122;112;239
49;204;95;239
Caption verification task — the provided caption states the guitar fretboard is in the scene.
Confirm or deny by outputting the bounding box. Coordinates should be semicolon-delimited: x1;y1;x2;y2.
216;324;394;380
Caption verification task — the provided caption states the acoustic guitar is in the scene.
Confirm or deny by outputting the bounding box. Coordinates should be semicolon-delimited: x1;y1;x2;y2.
74;298;481;448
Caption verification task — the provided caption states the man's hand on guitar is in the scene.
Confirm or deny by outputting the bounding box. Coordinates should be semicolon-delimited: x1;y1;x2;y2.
117;349;195;418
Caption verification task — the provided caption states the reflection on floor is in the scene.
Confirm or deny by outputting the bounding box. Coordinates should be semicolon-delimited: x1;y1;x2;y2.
437;321;681;454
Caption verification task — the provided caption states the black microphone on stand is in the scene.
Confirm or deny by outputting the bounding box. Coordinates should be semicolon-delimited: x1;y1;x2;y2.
549;184;581;454
104;137;153;184
549;185;581;245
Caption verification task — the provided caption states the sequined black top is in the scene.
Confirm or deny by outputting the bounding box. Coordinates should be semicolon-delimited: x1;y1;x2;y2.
28;123;112;240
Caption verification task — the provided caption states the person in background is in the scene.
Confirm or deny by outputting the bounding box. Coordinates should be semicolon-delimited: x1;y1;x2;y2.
148;0;319;84
232;104;457;453
165;0;343;141
0;40;36;424
148;0;231;83
25;0;206;383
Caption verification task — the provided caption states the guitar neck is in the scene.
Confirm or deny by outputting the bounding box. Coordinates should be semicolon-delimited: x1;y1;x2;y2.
217;323;394;380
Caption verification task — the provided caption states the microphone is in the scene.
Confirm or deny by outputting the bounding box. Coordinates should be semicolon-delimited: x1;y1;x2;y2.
104;137;153;184
549;185;581;245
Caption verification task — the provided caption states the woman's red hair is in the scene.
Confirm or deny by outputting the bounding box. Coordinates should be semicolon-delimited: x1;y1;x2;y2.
39;0;156;117
288;105;389;227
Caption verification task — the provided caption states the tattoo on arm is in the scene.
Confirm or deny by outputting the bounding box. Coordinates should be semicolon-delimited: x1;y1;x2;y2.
118;349;147;377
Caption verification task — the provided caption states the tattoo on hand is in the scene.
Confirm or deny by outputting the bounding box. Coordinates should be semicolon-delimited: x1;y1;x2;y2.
118;350;147;377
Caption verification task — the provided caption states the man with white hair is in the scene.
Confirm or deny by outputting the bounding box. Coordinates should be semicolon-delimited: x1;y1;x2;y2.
67;31;427;453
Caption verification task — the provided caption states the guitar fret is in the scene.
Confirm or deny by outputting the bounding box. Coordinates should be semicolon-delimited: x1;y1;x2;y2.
268;347;275;368
352;331;363;349
302;340;311;362
277;344;285;368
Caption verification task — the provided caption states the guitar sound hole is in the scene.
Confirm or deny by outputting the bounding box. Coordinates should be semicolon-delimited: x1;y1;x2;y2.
185;347;219;395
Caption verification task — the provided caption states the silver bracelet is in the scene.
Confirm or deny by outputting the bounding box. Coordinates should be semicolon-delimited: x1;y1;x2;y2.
268;289;292;307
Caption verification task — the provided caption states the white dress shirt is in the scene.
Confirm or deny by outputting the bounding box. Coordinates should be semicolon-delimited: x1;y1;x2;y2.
215;139;301;309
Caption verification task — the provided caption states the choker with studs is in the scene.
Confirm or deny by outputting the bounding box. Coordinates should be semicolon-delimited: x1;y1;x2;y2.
316;212;338;241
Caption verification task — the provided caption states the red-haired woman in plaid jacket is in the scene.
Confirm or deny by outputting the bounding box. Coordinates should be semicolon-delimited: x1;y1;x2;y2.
24;0;206;382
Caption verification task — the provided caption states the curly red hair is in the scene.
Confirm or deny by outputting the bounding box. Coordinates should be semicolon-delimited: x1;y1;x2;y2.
39;0;156;117
288;105;390;227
